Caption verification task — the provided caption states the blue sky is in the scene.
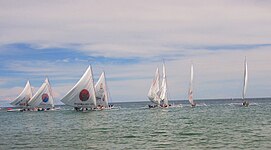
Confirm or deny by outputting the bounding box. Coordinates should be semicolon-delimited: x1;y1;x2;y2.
1;0;271;105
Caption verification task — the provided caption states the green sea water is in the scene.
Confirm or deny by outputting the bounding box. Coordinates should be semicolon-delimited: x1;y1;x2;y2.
0;99;270;150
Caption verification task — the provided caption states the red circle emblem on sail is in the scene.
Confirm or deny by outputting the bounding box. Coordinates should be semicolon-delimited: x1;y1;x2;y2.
42;93;49;103
79;89;90;101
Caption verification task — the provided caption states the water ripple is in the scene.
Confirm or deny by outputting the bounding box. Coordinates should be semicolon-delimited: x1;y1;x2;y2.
0;101;271;149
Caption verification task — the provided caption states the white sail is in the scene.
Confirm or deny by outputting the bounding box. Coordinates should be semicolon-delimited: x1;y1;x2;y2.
28;78;54;108
160;63;168;105
10;80;33;107
188;64;195;106
60;65;96;108
147;68;161;105
242;58;248;100
95;72;109;108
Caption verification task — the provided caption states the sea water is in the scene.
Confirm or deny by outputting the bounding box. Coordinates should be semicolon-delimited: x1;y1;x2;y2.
0;99;270;150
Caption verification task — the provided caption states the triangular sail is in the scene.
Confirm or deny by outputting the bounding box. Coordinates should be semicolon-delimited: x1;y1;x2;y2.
60;65;96;108
188;64;195;106
95;72;109;108
242;58;248;100
148;68;161;105
10;80;33;107
160;63;168;105
28;78;54;108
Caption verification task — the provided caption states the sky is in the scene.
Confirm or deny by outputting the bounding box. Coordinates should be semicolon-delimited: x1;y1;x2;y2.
1;0;271;105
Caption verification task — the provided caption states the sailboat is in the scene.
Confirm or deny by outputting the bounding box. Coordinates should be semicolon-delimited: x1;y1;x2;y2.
10;80;33;108
242;57;249;106
95;71;110;109
188;63;196;107
28;78;54;110
147;62;169;108
61;65;96;110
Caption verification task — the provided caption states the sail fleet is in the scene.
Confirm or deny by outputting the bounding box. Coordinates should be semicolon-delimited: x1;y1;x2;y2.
60;66;111;111
147;58;250;108
9;78;54;111
10;65;111;111
9;57;250;111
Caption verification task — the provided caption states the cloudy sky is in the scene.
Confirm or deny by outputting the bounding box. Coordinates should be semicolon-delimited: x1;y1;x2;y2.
1;0;271;105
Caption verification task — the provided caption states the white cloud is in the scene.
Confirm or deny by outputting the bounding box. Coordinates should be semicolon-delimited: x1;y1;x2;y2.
1;47;271;103
0;0;271;104
0;0;271;57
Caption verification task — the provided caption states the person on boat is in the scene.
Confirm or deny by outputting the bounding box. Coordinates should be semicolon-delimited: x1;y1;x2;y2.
160;104;168;108
191;102;196;107
148;104;158;108
148;105;154;108
242;101;249;107
74;107;79;111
